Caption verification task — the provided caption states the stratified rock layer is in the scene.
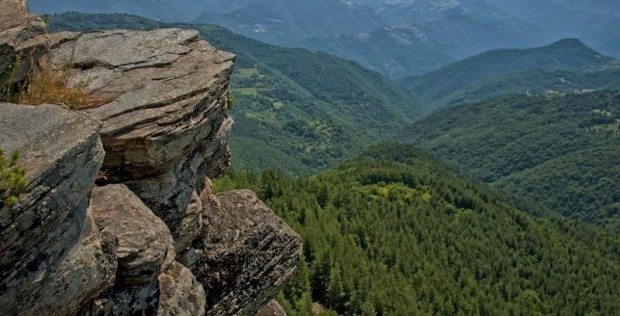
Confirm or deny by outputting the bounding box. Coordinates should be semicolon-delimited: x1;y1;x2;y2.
90;184;176;285
0;103;114;315
0;0;47;84
48;28;235;243
195;189;302;316
1;5;302;314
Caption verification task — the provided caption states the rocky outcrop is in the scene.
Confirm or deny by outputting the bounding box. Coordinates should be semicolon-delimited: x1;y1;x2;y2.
90;185;175;286
79;184;203;315
1;2;301;315
158;262;206;316
0;103;114;315
0;0;47;85
47;28;235;245
194;190;302;315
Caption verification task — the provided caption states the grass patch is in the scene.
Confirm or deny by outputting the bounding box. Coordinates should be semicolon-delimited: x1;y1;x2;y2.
14;60;111;109
2;58;112;109
237;67;260;78
235;87;260;96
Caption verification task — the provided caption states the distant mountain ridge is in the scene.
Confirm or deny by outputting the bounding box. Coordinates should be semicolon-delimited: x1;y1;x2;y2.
29;0;620;79
400;39;620;109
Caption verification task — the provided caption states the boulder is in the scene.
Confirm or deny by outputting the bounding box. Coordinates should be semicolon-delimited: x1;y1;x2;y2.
90;184;176;285
193;190;302;316
0;103;113;315
84;184;208;316
158;261;206;316
0;0;48;85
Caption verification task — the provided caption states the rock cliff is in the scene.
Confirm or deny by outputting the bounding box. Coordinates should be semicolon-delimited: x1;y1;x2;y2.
0;1;302;315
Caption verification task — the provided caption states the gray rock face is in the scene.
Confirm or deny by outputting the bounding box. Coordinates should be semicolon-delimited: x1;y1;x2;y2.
90;184;176;285
0;103;113;315
1;7;302;314
84;184;174;315
158;261;206;316
47;28;235;242
193;190;302;316
0;0;47;84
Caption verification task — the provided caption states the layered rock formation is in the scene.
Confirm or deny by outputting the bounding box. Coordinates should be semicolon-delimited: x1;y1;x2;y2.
0;1;302;315
0;103;115;315
0;0;47;85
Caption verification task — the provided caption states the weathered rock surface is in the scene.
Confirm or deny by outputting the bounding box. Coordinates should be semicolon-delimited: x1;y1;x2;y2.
0;103;114;315
158;261;206;316
1;4;303;314
90;184;176;285
0;0;47;84
193;190;302;316
47;28;235;242
256;300;287;316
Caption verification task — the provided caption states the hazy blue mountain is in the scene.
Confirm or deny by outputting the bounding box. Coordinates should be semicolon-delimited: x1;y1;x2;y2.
492;0;620;58
29;0;620;78
292;24;457;78
400;39;619;109
552;0;620;15
293;7;549;78
192;0;385;45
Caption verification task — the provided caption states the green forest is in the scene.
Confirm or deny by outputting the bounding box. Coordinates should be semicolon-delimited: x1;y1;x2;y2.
214;144;620;315
45;13;620;315
400;91;620;233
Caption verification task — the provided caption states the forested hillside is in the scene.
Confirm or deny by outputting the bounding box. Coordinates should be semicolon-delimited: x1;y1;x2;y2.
400;39;619;109
47;13;420;175
215;143;620;315
400;91;620;232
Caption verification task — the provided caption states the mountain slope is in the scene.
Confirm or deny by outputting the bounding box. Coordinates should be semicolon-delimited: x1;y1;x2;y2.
292;24;457;78
48;13;420;175
491;0;620;58
192;0;385;45
215;143;620;315
399;91;620;232
495;146;620;230
293;5;549;78
400;39;619;109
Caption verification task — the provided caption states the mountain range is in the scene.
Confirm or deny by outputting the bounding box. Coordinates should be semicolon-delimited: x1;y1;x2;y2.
40;10;620;315
29;0;620;78
400;38;620;109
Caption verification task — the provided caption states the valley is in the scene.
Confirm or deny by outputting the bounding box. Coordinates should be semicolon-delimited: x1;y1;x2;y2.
28;6;620;316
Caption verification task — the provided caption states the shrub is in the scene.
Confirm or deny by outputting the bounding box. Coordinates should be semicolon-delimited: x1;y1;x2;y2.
0;149;27;207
